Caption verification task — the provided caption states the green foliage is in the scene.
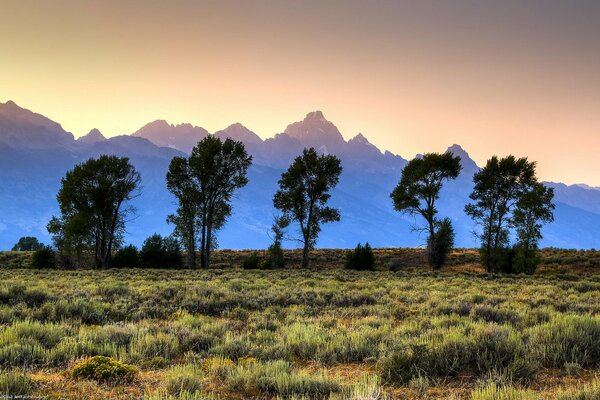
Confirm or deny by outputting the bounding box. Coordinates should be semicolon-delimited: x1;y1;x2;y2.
391;152;461;270
48;155;141;268
557;381;600;399
71;356;137;384
12;236;43;252
471;384;538;400
528;315;600;368
30;245;55;269
140;234;183;268
164;364;204;395
428;218;455;269
466;156;554;273
345;242;375;271
225;360;341;398
241;252;261;269
263;215;290;269
381;323;537;385
274;147;342;268
0;371;35;396
111;244;140;268
167;136;252;269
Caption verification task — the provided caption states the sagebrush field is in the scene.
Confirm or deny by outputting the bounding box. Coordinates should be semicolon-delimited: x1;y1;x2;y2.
1;249;600;399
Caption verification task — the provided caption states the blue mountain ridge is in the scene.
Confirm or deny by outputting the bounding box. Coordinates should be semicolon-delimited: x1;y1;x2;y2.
0;100;598;250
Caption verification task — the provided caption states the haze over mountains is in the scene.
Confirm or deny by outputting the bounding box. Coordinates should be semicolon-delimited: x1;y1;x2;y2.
1;100;599;250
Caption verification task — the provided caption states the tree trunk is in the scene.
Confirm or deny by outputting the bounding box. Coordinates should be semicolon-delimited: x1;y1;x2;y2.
187;222;196;269
206;220;213;269
200;216;206;269
187;240;196;269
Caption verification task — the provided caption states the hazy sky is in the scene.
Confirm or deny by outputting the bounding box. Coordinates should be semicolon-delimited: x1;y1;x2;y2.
1;0;599;184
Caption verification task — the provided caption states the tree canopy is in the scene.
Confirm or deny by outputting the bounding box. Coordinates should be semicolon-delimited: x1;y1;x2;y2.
391;152;461;269
273;148;342;268
167;136;252;268
465;155;554;273
48;155;141;268
12;236;43;252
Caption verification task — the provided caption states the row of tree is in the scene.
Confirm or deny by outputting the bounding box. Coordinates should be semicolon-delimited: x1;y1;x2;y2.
391;153;554;273
45;136;554;273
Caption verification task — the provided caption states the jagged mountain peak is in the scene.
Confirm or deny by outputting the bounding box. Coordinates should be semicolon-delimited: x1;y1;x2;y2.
284;110;345;150
0;100;66;132
349;132;369;144
447;143;469;157
446;143;479;174
0;100;74;147
304;110;326;121
78;128;106;144
215;123;262;144
132;119;209;153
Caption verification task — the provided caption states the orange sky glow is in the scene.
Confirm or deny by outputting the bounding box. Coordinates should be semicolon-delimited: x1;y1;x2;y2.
1;0;599;185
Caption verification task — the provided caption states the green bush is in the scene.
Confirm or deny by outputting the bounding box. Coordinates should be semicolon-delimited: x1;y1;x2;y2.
71;356;137;384
263;243;286;269
557;381;600;399
428;218;455;269
30;245;56;269
471;384;537;400
164;364;204;395
529;315;600;367
112;245;140;268
345;243;375;271
225;360;340;398
140;234;183;268
0;371;35;396
241;252;261;269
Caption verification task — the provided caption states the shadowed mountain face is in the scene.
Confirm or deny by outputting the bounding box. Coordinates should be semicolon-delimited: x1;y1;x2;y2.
0;100;599;250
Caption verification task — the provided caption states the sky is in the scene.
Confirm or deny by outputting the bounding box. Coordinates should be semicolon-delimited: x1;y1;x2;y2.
1;0;599;185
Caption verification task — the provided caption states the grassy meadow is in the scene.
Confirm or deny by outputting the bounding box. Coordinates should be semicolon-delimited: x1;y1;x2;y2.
1;249;600;399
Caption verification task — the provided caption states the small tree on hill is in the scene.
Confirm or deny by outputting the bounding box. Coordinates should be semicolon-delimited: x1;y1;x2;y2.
12;237;43;251
345;242;375;271
273;148;342;268
390;152;461;269
139;234;183;268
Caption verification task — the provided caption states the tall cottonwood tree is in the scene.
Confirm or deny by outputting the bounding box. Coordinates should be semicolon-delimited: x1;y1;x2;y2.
512;182;555;273
391;152;462;269
465;155;554;273
49;155;141;268
273;148;342;268
167;136;251;269
166;156;201;268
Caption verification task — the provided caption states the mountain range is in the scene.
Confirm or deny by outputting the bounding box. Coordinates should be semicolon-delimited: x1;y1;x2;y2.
1;100;599;250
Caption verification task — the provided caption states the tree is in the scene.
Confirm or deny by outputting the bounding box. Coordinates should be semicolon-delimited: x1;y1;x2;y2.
30;245;56;269
12;236;43;251
465;155;553;273
167;136;251;269
273;148;342;268
512;182;555;273
390;152;461;269
49;155;141;269
139;234;183;268
166;156;201;268
345;242;375;271
111;244;140;268
263;215;290;269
